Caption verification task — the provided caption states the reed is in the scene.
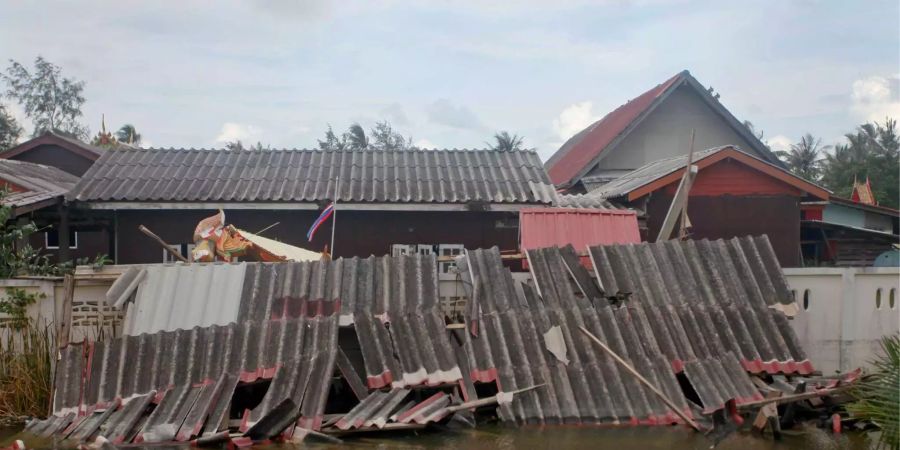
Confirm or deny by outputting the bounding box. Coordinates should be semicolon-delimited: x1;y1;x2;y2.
0;320;53;419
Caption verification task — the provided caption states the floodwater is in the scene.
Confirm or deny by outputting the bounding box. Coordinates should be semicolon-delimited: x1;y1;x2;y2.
0;424;880;450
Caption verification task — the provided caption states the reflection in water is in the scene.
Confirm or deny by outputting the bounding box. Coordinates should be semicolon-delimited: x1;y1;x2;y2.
1;423;876;450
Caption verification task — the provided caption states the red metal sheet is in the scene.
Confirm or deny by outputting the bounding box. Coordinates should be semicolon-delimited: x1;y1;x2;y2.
520;208;640;253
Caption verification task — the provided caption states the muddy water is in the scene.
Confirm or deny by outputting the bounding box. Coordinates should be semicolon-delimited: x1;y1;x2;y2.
1;424;878;449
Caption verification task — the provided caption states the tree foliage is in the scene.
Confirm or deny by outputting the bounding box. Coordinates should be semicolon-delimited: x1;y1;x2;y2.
775;133;828;182
318;121;411;151
0;103;22;151
488;131;527;151
2;56;88;139
116;124;141;145
820;118;899;208
847;334;899;449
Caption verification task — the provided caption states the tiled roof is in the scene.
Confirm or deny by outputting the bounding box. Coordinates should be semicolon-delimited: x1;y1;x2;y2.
587;146;829;202
545;70;783;188
0;159;79;212
68;147;557;205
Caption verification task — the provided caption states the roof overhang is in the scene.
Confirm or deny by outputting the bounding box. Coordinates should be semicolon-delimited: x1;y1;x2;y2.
625;147;830;202
802;220;899;240
0;133;101;161
73;201;546;212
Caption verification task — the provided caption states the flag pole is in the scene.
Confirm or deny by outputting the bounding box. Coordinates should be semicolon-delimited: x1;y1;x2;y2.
330;169;341;257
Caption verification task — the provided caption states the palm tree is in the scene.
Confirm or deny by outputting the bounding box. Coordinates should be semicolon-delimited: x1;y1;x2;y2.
116;124;141;145
775;133;827;182
346;123;368;149
488;131;526;151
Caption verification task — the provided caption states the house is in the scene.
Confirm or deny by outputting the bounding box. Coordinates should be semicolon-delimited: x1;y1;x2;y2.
800;179;899;266
0;159;107;263
66;146;559;264
545;70;783;192
585;146;830;266
0;130;104;176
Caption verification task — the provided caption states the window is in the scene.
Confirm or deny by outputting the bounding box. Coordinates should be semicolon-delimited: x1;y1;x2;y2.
875;288;883;310
890;288;897;310
45;229;78;249
802;289;811;311
162;243;194;263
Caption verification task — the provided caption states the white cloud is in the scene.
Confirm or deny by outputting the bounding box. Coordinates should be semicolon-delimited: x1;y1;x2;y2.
768;134;792;153
850;75;900;122
414;138;437;149
215;122;262;143
552;101;599;142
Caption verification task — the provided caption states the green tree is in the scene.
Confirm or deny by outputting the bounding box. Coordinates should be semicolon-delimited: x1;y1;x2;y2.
775;133;827;182
318;125;347;151
821;118;899;208
0;103;22;151
224;140;244;151
488;131;527;151
2;57;88;139
346;123;368;149
369;121;410;151
116;124;141;145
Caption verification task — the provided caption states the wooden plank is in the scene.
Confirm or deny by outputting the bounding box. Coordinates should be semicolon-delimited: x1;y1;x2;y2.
58;274;75;350
138;225;188;262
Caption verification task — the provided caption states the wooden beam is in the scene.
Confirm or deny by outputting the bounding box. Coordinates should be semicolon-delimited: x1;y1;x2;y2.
138;225;188;263
655;165;698;242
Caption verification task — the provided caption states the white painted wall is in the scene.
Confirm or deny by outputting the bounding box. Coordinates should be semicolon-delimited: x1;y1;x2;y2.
591;84;764;174
785;267;899;374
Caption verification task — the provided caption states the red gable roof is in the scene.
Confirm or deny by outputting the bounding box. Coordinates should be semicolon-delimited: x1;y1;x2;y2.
546;72;682;187
545;70;782;188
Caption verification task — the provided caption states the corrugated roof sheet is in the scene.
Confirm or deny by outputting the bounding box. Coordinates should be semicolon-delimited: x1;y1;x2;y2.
520;208;641;252
117;256;463;389
0;159;79;210
67;147;557;205
52;316;338;438
585;236;808;374
458;247;693;425
555;193;622;209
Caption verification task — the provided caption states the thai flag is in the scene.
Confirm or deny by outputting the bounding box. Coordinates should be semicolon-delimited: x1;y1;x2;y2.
306;203;334;242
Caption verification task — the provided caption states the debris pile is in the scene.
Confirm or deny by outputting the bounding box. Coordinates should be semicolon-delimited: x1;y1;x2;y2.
19;236;861;447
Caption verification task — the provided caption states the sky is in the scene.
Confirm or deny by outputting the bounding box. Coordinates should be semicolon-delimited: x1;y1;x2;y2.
0;0;898;160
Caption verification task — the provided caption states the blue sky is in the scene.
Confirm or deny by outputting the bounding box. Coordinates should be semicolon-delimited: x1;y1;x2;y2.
1;0;897;160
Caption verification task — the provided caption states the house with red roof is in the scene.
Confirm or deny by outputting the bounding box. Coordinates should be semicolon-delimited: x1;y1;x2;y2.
546;70;783;192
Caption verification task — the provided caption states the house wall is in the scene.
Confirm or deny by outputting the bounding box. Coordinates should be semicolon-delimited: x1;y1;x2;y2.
591;84;762;175
8;144;95;176
646;194;801;267
823;203;867;229
27;229;110;264
785;267;899;374
112;209;520;264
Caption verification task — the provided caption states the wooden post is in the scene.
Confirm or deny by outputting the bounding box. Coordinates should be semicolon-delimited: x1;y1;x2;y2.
138;225;188;263
58;204;71;263
578;326;703;432
58;274;75;349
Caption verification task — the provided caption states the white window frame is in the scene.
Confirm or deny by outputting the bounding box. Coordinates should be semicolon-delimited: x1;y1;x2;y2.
45;230;79;249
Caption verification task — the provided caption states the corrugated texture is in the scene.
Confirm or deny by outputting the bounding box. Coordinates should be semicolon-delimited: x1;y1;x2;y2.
68;147;556;205
586;236;810;373
588;146;724;199
124;263;247;335
333;388;411;430
51;316;338;442
120;256;463;390
0;159;79;208
520;208;641;252
555;194;622;209
458;247;691;425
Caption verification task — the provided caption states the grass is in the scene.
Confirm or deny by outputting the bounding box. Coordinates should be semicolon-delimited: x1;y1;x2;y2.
847;334;899;449
0;321;53;419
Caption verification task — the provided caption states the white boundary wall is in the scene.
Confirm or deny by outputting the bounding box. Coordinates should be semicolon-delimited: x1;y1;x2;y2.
785;267;899;374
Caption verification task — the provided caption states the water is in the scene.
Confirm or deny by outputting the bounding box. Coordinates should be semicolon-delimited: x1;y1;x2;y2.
1;424;879;450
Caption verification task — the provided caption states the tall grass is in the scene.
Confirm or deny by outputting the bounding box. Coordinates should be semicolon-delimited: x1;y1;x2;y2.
0;321;53;419
847;334;899;449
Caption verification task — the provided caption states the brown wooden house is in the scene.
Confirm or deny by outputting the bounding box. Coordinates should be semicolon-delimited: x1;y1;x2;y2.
585;146;830;266
0;130;103;176
66;146;559;264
